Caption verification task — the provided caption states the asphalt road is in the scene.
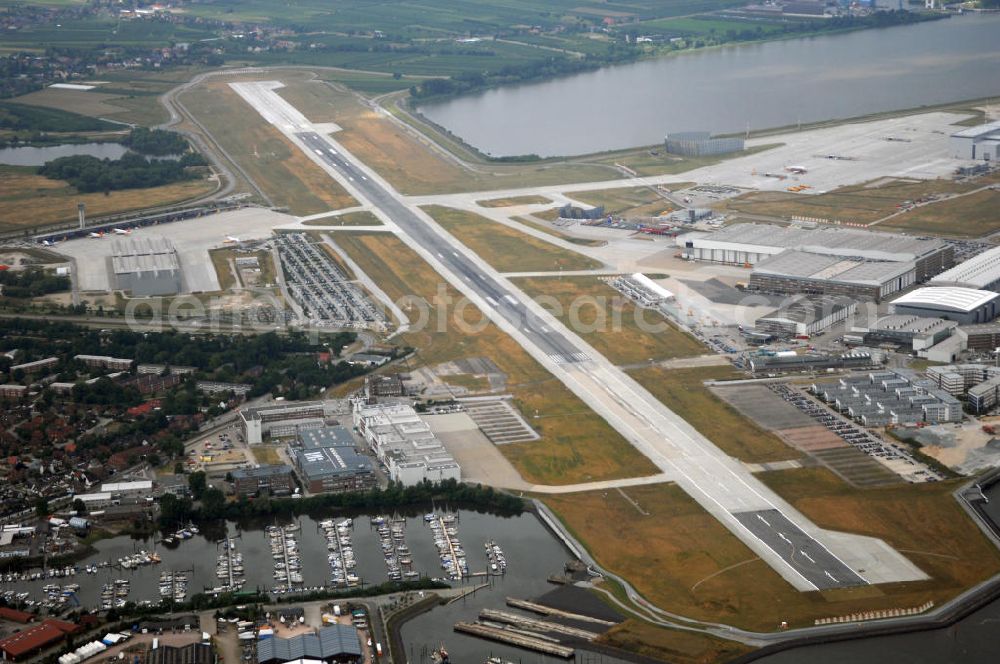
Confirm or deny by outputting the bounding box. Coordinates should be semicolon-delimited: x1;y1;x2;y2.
296;130;589;365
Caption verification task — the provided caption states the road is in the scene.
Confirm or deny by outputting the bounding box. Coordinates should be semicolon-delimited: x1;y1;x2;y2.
228;80;926;592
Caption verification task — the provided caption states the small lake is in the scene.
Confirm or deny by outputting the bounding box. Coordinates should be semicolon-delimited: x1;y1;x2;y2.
418;14;1000;157
0;142;129;166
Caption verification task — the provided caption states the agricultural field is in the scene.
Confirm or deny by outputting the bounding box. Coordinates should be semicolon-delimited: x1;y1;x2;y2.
182;80;357;215
638;15;787;38
628;365;800;463
544;470;1000;631
720;178;982;227
332;231;657;485
512;276;706;365
422;206;602;273
0;166;215;232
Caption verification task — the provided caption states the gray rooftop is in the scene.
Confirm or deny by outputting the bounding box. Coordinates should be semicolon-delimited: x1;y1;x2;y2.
232;464;293;480
930;245;1000;289
256;625;361;664
758;295;856;325
297;426;356;450
952;120;1000;139
752;249;913;285
293;446;374;481
111;235;180;275
704;223;945;262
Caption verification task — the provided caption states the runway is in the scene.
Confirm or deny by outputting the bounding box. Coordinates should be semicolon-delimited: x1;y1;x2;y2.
228;80;928;592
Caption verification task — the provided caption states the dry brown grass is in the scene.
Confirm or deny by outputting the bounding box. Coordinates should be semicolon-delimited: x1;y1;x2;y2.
332;232;657;484
545;471;1000;631
513;275;705;365
182;81;356;215
11;88;128;117
877;188;1000;237
628;366;799;463
208;248;237;291
0;171;215;231
302;211;382;227
476;195;552;207
569;185;683;217
423;205;603;273
599;620;752;664
720;178;979;226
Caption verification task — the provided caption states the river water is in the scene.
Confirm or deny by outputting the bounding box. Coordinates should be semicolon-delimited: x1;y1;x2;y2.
0;142;129;166
418;14;1000;157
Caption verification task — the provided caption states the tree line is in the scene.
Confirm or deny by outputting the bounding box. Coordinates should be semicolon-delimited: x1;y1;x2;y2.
38;152;203;194
0;268;70;299
122;128;191;156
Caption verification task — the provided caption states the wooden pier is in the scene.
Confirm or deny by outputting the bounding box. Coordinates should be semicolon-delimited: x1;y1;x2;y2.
480;609;600;640
453;622;574;658
505;598;617;626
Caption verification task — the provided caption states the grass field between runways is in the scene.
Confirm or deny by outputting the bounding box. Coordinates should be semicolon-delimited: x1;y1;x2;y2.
422;205;603;273
332;231;658;484
513;275;705;365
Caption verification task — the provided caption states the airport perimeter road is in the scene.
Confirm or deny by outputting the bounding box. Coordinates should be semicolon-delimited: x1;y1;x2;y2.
228;80;927;592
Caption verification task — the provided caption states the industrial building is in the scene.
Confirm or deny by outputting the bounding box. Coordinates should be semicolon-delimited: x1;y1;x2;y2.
811;370;963;426
290;426;377;494
854;315;957;352
607;273;674;306
950;120;1000;161
958;323;1000;352
353;403;460;486
755;296;857;338
679;223;953;281
749;250;916;301
363;374;405;401
231;465;295;497
100;480;153;497
664;131;744;156
239;401;330;444
930;245;1000;292
890;287;1000;325
110;237;182;296
927;363;1000;395
747;350;881;374
968;377;1000;413
0;619;81;661
256;625;361;664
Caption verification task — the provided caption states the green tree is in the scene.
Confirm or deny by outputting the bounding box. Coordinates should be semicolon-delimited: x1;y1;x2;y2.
201;487;226;518
188;471;207;499
72;498;86;515
35;497;49;518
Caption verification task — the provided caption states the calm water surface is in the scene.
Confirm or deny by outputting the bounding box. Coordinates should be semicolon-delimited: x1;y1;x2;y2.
0;142;129;166
419;14;1000;157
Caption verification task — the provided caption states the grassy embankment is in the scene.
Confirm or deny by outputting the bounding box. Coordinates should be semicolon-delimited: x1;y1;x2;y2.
569;185;688;216
0;165;215;232
509;216;606;247
421;205;602;273
332;231;658;484
545;468;1000;632
181;79;356;215
302;211;382;227
513;276;705;365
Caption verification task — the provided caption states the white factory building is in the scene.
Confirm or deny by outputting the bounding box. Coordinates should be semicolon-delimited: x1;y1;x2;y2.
890;287;1000;325
239;401;329;444
352;403;460;486
930;245;1000;292
950;121;1000;161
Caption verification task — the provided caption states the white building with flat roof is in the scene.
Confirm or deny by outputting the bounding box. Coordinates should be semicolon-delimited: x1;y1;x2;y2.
352;403;460;486
100;480;153;496
930;246;1000;292
950;121;1000;161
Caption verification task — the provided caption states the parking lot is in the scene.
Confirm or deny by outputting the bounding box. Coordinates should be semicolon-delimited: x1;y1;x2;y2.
275;233;387;330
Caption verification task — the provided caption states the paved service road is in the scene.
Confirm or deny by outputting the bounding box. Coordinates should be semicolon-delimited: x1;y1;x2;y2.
734;509;866;590
228;80;928;593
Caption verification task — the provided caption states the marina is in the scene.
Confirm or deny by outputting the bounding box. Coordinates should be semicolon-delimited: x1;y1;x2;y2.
213;537;245;592
267;523;304;593
319;518;360;588
426;513;468;581
485;540;506;576
372;516;418;582
158;571;189;603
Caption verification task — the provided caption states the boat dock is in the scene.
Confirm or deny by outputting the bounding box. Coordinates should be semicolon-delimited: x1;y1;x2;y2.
479;609;600;640
453;622;574;658
505;598;617;626
426;513;467;581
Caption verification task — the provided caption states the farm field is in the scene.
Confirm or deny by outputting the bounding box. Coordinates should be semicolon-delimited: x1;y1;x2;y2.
0;166;215;232
332;231;657;485
512;276;705;365
422;206;602;273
